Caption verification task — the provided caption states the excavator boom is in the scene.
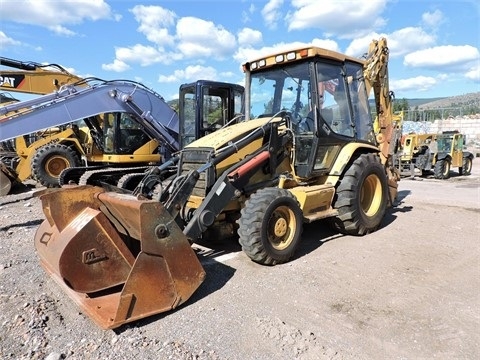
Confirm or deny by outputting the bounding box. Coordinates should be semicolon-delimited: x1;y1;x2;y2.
0;56;83;95
0;80;180;154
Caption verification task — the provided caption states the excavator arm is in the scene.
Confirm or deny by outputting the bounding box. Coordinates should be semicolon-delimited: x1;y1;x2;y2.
362;37;401;203
0;56;84;95
363;38;395;161
0;80;180;154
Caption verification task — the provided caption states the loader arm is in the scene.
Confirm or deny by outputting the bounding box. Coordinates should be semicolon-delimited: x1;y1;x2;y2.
180;120;289;241
0;80;180;154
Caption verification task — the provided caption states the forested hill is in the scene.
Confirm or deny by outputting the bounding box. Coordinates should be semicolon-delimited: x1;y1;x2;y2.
400;92;480;110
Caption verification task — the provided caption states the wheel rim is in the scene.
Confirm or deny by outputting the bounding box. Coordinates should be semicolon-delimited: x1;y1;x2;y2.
45;156;70;177
443;161;450;176
360;174;382;217
267;206;296;250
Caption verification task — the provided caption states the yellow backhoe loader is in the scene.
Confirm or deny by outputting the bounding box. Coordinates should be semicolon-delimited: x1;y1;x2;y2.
0;38;400;330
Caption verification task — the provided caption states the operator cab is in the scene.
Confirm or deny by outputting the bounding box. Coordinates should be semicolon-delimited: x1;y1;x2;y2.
178;80;245;148
245;51;376;178
84;112;153;155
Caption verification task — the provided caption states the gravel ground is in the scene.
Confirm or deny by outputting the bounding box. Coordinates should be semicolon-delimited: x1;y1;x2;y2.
1;158;479;360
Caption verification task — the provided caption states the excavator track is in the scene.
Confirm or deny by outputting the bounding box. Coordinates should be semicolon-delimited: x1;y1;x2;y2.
116;172;150;190
78;166;150;187
59;165;107;186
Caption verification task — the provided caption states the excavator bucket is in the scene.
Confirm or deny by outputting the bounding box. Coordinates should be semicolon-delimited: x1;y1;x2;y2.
34;186;206;329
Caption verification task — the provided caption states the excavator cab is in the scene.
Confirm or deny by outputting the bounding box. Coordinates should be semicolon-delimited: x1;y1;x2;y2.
178;80;244;147
101;112;152;155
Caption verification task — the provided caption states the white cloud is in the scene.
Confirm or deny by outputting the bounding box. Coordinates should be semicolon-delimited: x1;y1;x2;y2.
102;59;130;72
238;28;263;47
103;15;237;73
176;17;237;59
0;31;21;47
286;0;387;38
310;39;340;52
102;44;183;71
465;65;480;82
130;5;176;46
0;0;116;36
48;25;76;37
262;0;284;30
404;45;480;70
158;65;218;84
422;10;444;29
345;28;436;58
391;76;438;92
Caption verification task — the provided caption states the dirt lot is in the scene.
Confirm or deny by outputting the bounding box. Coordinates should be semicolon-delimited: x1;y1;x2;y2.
1;158;479;360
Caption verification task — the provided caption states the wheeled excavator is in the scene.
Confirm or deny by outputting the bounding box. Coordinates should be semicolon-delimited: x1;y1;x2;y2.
0;38;400;330
0;57;244;194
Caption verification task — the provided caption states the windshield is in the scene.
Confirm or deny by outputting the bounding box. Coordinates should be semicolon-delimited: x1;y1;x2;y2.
249;62;310;120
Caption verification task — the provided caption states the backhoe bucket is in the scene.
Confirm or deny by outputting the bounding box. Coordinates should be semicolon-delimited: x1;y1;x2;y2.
34;186;206;329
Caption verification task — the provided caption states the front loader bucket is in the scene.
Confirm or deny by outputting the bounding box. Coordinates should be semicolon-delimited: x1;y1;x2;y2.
34;186;206;329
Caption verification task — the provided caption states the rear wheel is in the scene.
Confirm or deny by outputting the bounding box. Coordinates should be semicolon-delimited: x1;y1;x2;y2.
31;144;81;187
330;153;388;236
434;158;450;179
461;157;472;176
238;188;303;265
0;168;12;196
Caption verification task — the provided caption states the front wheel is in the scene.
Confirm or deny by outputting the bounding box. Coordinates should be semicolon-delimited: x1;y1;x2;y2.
330;153;388;236
434;158;451;179
238;188;303;266
31;144;81;187
461;157;472;176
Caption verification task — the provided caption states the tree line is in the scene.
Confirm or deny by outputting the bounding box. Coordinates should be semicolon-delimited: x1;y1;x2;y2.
393;98;480;122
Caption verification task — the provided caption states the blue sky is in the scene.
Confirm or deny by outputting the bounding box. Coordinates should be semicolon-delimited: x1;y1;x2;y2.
1;0;479;102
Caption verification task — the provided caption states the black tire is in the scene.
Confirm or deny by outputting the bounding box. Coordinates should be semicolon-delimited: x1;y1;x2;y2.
238;188;303;266
461;157;472;176
31;144;81;187
330;153;388;236
434;158;450;179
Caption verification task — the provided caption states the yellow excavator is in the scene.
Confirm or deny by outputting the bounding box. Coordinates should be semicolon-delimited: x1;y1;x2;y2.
0;38;400;329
